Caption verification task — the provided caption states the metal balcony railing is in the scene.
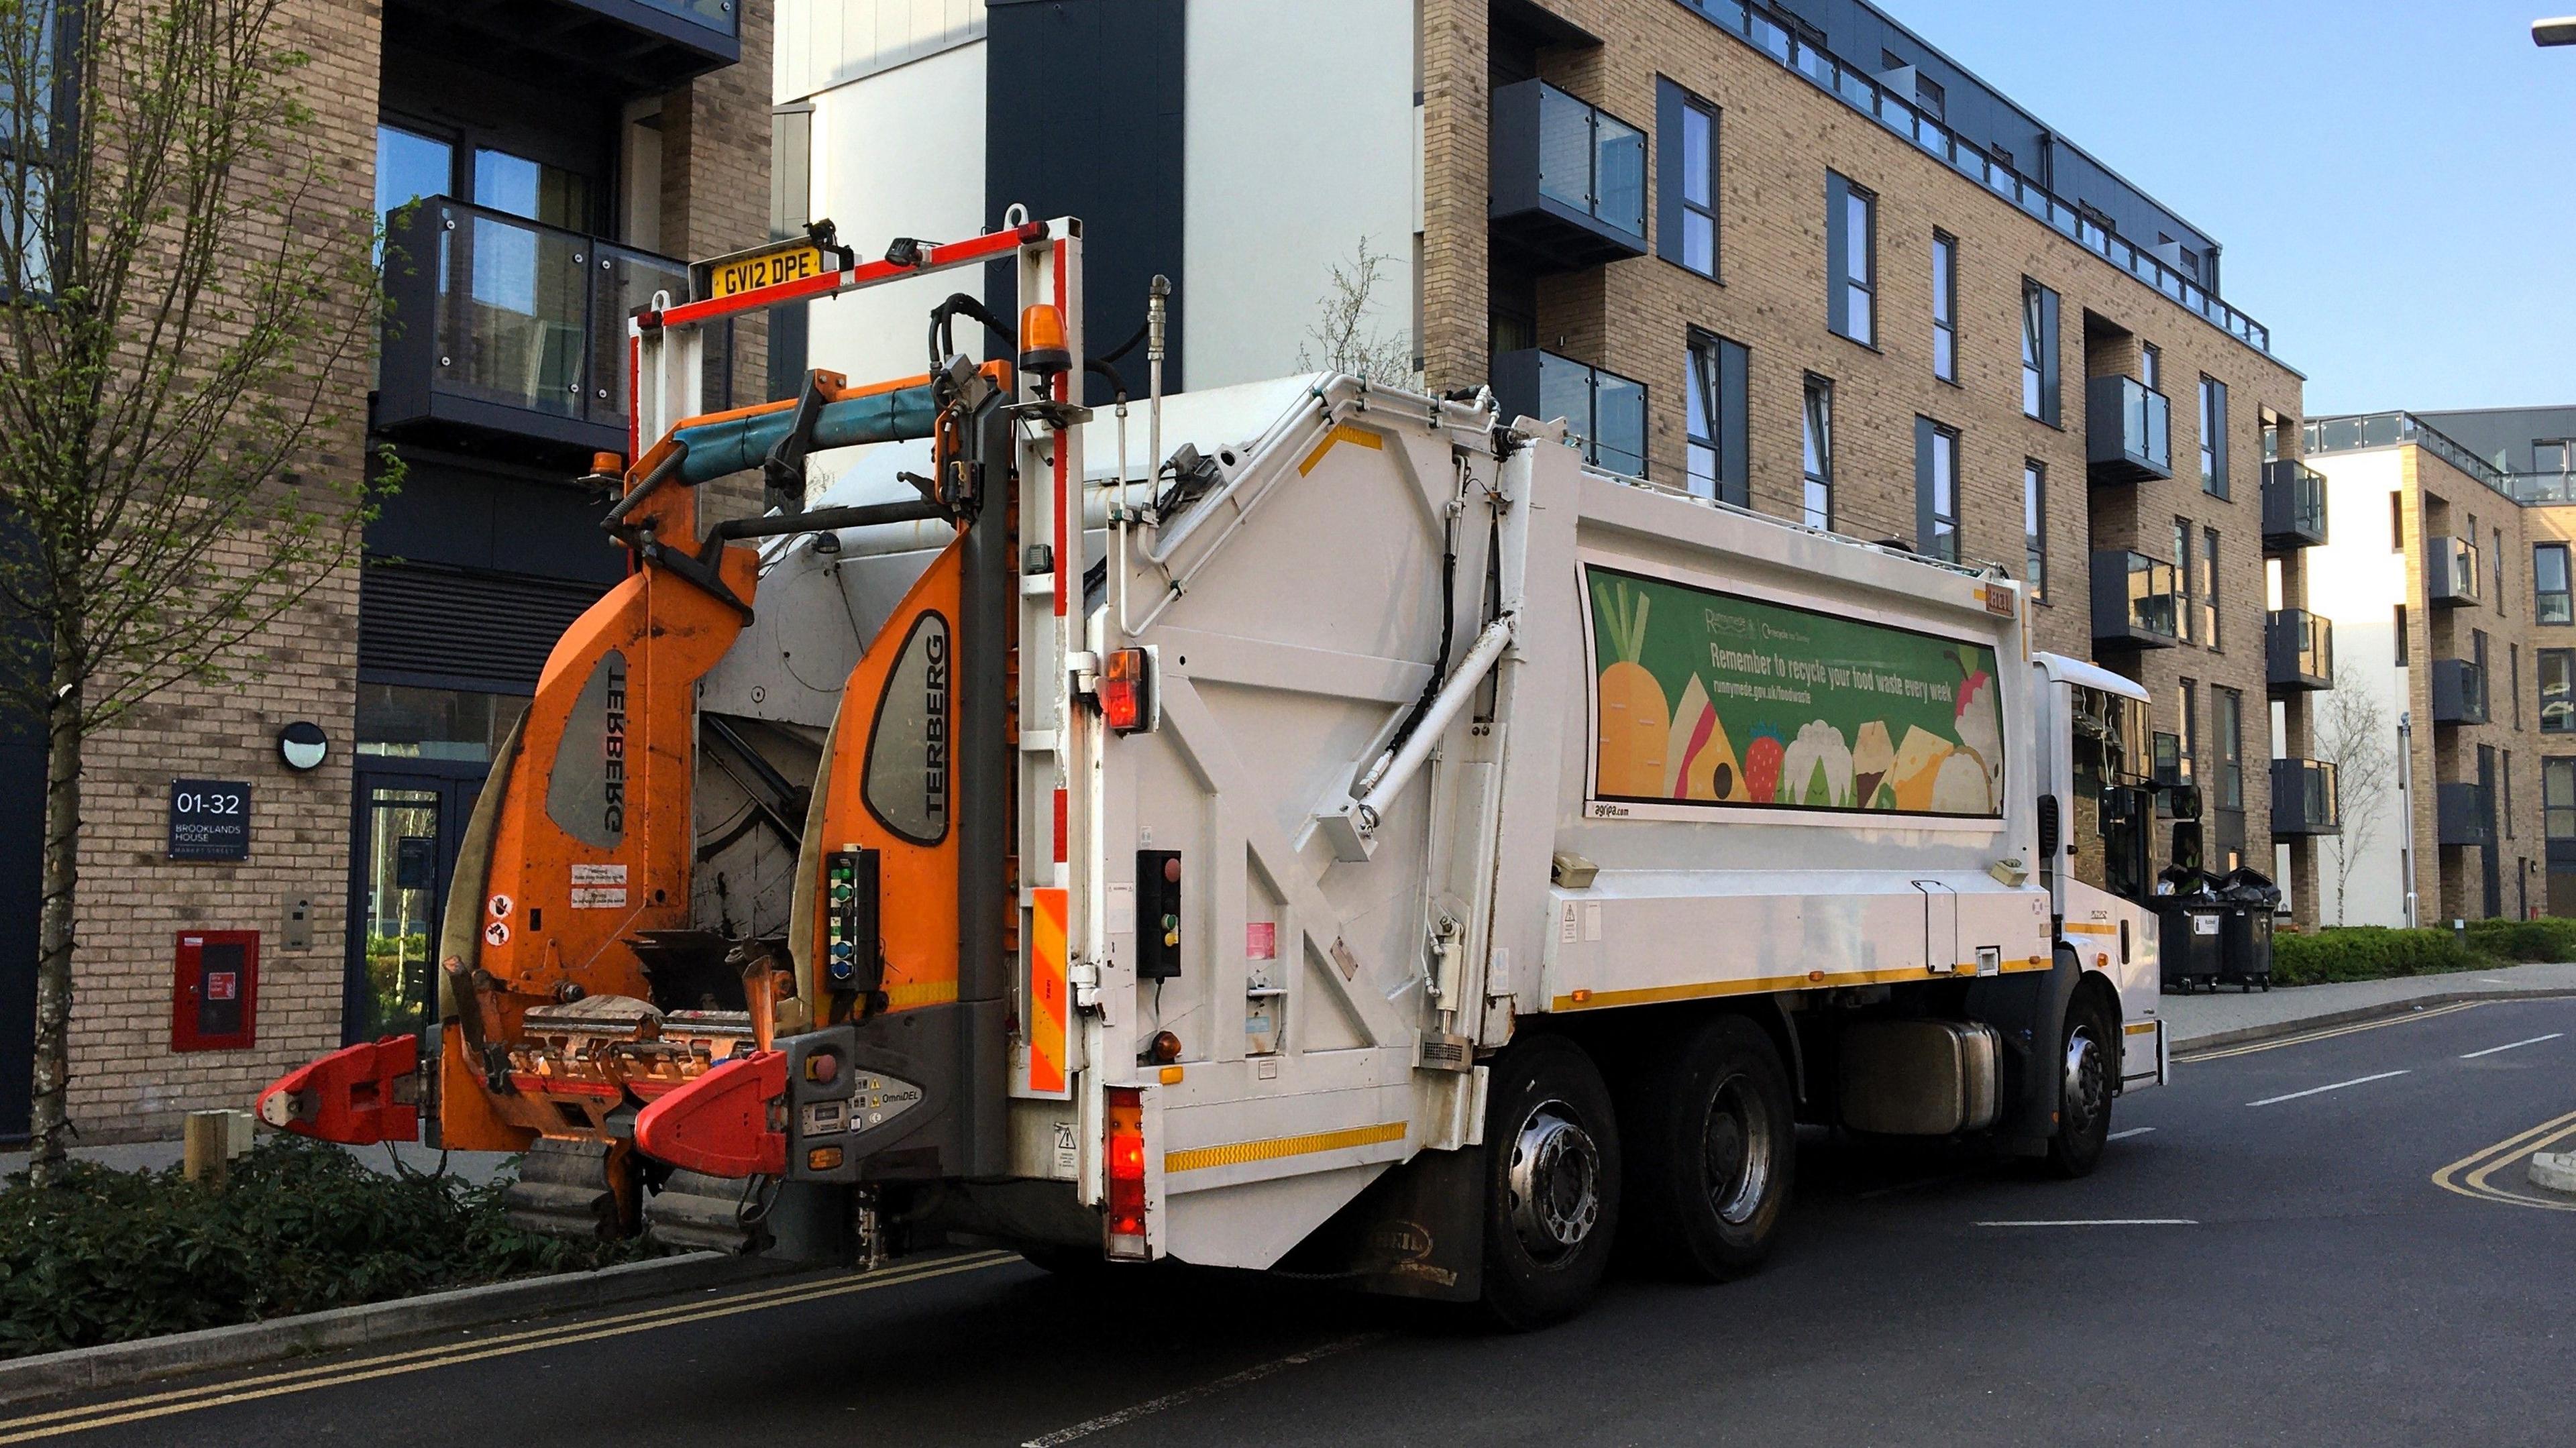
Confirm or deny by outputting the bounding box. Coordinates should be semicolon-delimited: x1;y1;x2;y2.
2426;535;2481;607
2436;781;2493;847
1494;349;1648;478
2265;609;2332;693
2090;550;2181;649
2261;459;2328;552
2430;658;2490;725
2084;375;2171;483
1490;80;1649;271
377;198;687;458
2271;759;2341;837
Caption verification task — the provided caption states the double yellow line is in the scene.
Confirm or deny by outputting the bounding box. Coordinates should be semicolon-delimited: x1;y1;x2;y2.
2176;1001;2485;1063
2432;1107;2576;1214
0;1250;1022;1443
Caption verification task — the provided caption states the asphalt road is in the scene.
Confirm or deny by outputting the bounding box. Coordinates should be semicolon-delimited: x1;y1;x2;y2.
11;997;2572;1447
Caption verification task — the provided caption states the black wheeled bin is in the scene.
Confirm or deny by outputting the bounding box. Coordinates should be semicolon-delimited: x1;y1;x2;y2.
2213;867;2283;992
2155;868;2225;993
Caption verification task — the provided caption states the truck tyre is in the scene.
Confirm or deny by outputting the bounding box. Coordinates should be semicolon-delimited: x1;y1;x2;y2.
1621;1015;1794;1281
1479;1034;1620;1330
2046;993;2116;1178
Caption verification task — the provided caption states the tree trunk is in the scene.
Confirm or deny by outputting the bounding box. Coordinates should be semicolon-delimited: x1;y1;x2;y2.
27;651;83;1187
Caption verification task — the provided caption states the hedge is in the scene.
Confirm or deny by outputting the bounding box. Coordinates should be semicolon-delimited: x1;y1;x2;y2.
0;1137;655;1359
2269;917;2576;987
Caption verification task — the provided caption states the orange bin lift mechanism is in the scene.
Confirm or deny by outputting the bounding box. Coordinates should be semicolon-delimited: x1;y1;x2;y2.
799;536;967;1022
437;435;761;1153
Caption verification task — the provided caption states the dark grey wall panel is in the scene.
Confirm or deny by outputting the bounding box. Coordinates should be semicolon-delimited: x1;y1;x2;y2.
985;0;1187;402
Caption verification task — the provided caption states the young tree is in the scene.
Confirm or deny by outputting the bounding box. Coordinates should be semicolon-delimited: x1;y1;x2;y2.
1295;236;1418;388
2316;663;2395;926
0;1;385;1182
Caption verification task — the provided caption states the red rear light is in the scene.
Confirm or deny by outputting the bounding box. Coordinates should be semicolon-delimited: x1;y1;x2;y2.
1104;1085;1148;1260
1099;648;1151;732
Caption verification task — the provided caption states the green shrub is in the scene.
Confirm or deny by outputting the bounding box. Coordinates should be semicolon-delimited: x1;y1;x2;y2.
0;1137;655;1359
2463;915;2576;964
2270;926;2489;987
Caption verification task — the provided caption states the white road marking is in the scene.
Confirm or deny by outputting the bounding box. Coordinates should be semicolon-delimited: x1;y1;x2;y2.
1022;1334;1383;1447
2478;977;2510;984
2245;1069;2410;1107
1976;1219;2197;1227
2107;1126;2157;1141
2460;1033;2564;1060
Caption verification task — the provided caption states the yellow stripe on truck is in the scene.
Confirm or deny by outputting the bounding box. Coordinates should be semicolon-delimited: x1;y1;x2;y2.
1166;1121;1408;1174
1550;956;2048;1012
1297;423;1385;476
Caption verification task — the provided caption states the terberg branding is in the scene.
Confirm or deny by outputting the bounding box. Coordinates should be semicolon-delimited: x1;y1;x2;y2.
865;612;952;844
546;649;633;852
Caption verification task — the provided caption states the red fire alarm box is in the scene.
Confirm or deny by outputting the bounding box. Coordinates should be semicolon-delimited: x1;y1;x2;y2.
172;930;259;1052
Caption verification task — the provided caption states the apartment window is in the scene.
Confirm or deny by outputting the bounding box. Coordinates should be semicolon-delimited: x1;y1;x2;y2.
1915;73;1945;120
2199;376;2229;498
2548;758;2576;840
2506;749;2517;838
2394;604;2410;667
2261;409;2284;464
2023;460;2047;600
1826;172;1876;345
2514;643;2523;728
2180;679;2200;785
2201;526;2221;649
2543;648;2575;733
1656;78;1719;278
2538;543;2572;624
2391;492;2405;552
1916;419;1961;562
1931;232;1959;382
2496;527;2508;616
2140;342;2161;392
1684;329;1749;505
2021;279;2060;424
2174;518;2195;644
1802;374;1833;529
2476;629;2492;720
2214;687;2245;813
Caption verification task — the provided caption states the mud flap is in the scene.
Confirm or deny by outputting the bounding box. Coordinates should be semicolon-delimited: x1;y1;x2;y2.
1964;947;2079;1157
1275;1145;1487;1303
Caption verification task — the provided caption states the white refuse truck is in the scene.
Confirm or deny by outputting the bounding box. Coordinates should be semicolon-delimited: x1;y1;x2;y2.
264;218;2177;1327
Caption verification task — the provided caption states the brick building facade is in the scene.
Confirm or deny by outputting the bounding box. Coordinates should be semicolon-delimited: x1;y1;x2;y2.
0;1;776;1145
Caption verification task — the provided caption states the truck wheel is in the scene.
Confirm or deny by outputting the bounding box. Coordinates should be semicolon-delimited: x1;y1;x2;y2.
2047;993;2116;1179
1622;1015;1794;1281
1479;1034;1619;1330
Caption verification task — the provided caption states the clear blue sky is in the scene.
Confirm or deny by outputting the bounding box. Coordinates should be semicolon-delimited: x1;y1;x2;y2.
1896;0;2575;416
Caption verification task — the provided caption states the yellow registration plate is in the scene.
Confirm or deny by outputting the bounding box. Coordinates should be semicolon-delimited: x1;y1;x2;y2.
700;242;832;301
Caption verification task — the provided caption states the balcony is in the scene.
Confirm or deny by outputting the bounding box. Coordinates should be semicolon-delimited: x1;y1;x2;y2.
2090;550;2182;649
2261;459;2329;552
1489;80;1648;272
1493;349;1648;478
2265;610;2332;693
2084;376;2171;482
2437;781;2494;848
386;1;740;91
2430;658;2490;726
376;199;687;461
2426;536;2481;607
2270;759;2341;838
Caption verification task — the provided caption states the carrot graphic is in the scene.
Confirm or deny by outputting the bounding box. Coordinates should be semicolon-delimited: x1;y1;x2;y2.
1596;582;1669;797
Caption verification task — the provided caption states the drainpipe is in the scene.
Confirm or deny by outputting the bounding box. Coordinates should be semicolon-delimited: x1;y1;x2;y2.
2397;709;2418;928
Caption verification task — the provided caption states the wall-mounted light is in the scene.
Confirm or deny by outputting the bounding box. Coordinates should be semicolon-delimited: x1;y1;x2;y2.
277;721;328;773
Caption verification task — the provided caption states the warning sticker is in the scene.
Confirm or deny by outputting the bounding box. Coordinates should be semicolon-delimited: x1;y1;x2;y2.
205;971;237;1002
483;921;509;947
487;894;513;919
571;887;629;909
572;863;628;885
1246;921;1277;960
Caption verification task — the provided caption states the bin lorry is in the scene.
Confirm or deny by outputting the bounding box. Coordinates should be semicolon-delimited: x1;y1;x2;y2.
262;214;2181;1325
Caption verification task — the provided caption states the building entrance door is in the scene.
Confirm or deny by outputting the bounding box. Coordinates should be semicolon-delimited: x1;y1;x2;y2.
344;761;486;1045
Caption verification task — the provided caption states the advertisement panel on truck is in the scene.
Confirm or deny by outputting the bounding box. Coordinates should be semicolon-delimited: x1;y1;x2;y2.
1580;559;2004;825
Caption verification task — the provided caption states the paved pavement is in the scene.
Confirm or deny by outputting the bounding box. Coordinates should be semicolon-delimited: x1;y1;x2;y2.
8;996;2570;1447
2156;959;2576;1047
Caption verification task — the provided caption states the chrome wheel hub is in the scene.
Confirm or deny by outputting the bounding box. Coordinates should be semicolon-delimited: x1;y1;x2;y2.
1506;1099;1601;1262
2063;1027;2107;1133
1703;1075;1774;1227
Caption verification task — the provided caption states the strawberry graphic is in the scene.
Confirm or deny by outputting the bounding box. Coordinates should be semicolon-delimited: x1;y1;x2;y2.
1743;727;1786;803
